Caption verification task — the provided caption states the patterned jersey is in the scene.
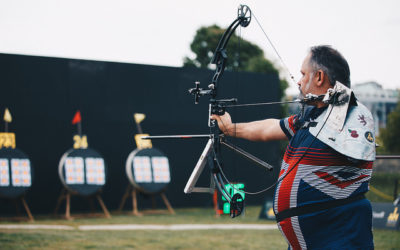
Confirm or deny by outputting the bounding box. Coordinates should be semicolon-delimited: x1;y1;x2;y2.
274;106;374;249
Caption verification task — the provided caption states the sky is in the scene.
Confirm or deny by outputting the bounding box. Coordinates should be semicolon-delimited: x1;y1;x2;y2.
0;0;399;94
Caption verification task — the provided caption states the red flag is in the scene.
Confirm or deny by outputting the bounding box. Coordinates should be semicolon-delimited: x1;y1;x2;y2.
72;110;82;125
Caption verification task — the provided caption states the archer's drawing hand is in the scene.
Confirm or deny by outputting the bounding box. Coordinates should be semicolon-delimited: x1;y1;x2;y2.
210;112;233;136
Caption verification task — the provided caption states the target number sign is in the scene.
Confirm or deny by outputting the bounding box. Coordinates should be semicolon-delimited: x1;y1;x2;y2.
0;133;16;149
73;135;88;149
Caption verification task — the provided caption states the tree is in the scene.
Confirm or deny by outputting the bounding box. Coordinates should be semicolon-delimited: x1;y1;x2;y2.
378;99;400;154
183;25;278;75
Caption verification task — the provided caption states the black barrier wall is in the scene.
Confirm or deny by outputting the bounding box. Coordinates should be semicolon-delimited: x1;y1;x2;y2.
0;53;282;214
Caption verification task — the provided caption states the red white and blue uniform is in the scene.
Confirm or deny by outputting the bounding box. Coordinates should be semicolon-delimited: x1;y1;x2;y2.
275;106;374;249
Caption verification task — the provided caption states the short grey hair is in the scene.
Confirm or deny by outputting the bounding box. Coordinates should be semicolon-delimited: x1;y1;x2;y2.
309;45;351;87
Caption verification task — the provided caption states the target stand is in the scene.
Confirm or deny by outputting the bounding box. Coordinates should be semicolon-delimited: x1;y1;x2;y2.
118;148;175;216
55;147;111;220
0;145;34;222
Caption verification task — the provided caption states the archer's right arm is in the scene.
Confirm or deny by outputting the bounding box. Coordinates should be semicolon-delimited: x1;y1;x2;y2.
210;112;287;142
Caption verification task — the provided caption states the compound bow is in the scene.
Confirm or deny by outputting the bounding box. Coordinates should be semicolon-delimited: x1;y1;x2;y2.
143;5;331;218
187;5;273;217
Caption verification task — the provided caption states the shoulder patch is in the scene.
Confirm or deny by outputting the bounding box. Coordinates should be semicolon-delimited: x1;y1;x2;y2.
348;129;359;138
365;131;374;143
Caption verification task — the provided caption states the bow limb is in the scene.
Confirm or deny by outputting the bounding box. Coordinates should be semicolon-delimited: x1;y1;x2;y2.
188;5;251;102
210;5;251;97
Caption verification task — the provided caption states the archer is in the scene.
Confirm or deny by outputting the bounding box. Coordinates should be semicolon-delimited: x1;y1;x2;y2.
212;45;375;250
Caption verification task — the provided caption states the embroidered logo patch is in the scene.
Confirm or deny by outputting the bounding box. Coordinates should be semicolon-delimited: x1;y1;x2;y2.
365;131;374;143
348;129;359;138
358;115;367;126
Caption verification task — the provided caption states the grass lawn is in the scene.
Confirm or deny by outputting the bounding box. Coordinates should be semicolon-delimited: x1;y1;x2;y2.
0;206;399;249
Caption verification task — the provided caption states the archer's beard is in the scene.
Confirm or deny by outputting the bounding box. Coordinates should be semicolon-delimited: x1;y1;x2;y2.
297;86;319;106
298;87;305;100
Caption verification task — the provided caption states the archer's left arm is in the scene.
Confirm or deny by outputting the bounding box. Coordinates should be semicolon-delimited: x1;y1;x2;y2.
211;112;287;142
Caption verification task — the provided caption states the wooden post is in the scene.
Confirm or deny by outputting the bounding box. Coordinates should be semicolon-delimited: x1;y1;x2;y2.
54;189;65;215
21;197;34;222
132;188;142;216
119;184;174;216
96;194;111;218
65;192;71;220
118;185;131;211
160;192;175;215
54;188;111;219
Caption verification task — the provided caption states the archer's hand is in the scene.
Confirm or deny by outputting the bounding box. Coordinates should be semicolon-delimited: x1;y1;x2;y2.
210;112;234;136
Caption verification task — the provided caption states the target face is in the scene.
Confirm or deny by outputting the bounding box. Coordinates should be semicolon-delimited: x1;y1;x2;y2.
0;148;33;198
58;148;107;196
126;148;170;194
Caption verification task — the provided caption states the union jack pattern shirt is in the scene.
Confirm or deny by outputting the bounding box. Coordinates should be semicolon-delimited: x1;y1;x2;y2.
275;106;374;250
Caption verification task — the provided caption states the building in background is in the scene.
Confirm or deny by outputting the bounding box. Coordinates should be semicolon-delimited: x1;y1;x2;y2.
287;81;399;136
353;82;398;135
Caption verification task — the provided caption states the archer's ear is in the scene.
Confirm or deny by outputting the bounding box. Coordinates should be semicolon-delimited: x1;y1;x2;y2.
316;70;326;87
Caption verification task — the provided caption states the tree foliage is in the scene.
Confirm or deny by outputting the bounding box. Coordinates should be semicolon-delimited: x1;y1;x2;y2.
183;25;278;75
378;99;400;154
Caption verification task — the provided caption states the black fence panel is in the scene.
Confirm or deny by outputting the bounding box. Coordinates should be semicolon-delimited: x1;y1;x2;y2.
0;53;282;214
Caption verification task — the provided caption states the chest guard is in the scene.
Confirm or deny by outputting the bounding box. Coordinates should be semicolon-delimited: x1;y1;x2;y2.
309;82;376;161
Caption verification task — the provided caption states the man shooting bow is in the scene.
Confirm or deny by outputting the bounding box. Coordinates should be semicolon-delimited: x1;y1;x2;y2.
211;45;375;249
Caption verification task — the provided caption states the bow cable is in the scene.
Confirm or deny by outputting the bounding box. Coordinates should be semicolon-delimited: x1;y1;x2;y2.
251;10;297;85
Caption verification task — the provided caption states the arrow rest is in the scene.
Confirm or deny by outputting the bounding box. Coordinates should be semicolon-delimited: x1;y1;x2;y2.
210;98;238;115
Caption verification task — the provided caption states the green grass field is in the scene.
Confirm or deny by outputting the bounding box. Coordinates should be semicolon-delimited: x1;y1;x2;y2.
0;206;399;249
